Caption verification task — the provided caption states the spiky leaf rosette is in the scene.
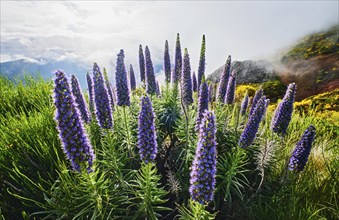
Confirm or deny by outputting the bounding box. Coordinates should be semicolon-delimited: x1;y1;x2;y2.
130;64;136;91
289;125;316;172
271;83;296;136
217;55;231;102
115;49;131;106
71;75;90;123
145;46;157;95
225;71;236;104
139;44;146;83
240;93;249;116
249;88;263;116
238;96;269;148
53;70;95;172
190;110;217;205
86;72;94;112
192;71;197;92
164;40;171;84
137;96;158;163
103;67;115;110
196;82;209;131
197;35;206;88
93;63;113;129
181;48;193;106
172;33;182;84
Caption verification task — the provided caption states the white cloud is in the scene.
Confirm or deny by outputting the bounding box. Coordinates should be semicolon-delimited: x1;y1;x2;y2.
1;1;338;80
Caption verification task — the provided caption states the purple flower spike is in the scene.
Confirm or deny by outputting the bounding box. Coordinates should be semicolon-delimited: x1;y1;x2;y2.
53;70;95;172
130;64;136;91
86;72;94;112
139;45;146;83
271;83;296;136
172;33;182;84
289;125;316;172
249;88;263;116
103;67;115;110
181;48;193;106
115;50;131;106
225;71;236;104
145;46;157;95
196;82;209;131
217;55;231;102
208;83;213;103
164;40;171;84
192;71;197;92
197;35;206;89
238;96;269;148
156;81;161;96
137;96;158;163
93;63;113;129
190;110;217;205
240;93;249;116
71;75;90;123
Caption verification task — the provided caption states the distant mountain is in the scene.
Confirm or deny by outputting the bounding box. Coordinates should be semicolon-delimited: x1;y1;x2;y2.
0;59;89;88
207;59;276;84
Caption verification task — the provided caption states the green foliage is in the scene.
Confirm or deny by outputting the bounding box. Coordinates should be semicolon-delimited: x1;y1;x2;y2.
262;79;286;103
177;199;217;220
235;85;256;101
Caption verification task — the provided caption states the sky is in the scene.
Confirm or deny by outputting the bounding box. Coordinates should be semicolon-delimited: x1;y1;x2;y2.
0;1;338;79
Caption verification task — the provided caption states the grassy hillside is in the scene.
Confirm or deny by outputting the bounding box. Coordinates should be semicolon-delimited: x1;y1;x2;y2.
0;75;338;219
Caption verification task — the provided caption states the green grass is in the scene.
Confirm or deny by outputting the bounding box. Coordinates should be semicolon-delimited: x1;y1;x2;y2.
0;75;338;219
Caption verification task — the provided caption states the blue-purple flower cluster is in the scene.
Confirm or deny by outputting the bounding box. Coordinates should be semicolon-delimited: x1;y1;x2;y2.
115;50;131;106
86;72;94;112
271;83;296;136
71;75;90;124
249;88;263;116
240;93;249;116
130;64;136;91
192;71;197;92
181;48;193;106
139;44;146;83
137;96;158;163
190;110;217;205
103;68;115;110
225;71;236;104
93;63;113;129
164;40;171;84
217;55;231;102
53;70;95;172
172;33;182;84
197;35;206;88
289;125;316;172
238;96;269;148
145;46;157;95
196;82;209;131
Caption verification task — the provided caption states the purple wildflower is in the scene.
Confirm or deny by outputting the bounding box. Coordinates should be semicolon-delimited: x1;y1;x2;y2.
71;75;90;124
139;44;146;83
249;88;263;116
93;63;113;129
271;83;296;135
238;96;269;148
86;72;94;112
103;67;115;110
145;46;157;95
192;71;197;92
181;48;193;106
197;35;206;88
172;33;182;84
190;110;217;205
115;50;131;106
240;93;249;116
217;55;231;102
289;125;316;172
225;71;236;104
137;96;158;163
130;64;136;91
53;70;95;172
196;82;209;130
164;40;171;84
